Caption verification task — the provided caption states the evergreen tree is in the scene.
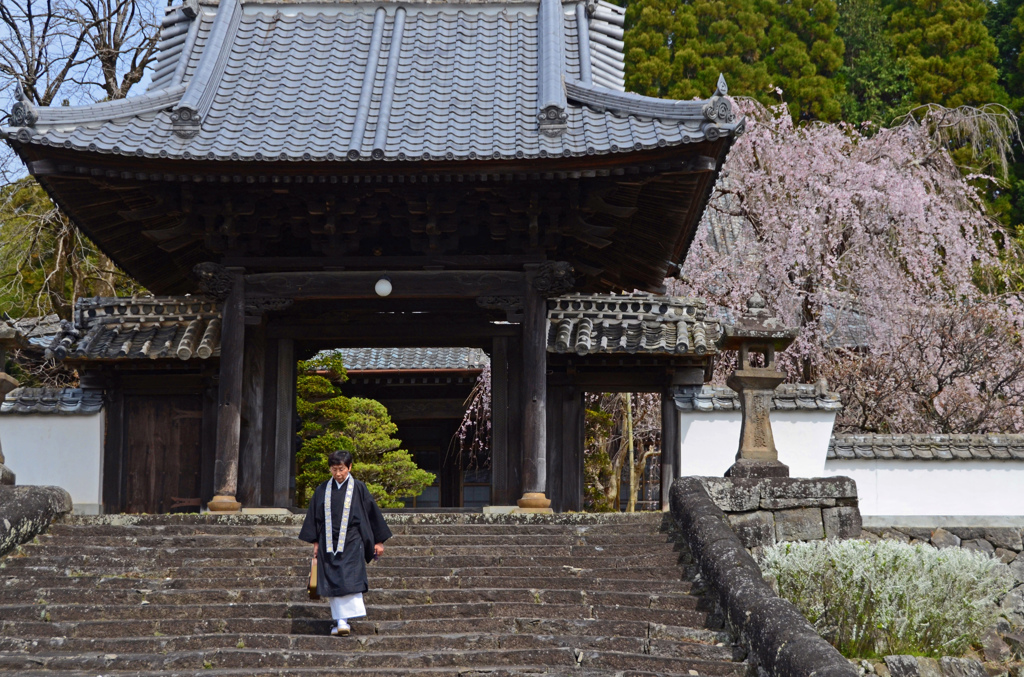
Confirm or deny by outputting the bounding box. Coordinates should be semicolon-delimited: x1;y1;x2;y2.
836;0;914;124
884;0;1004;107
984;0;1024;105
625;0;845;120
294;352;435;507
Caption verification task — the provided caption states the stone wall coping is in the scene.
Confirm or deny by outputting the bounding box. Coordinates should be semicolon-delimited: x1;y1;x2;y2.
0;485;73;558
861;515;1024;528
671;477;858;677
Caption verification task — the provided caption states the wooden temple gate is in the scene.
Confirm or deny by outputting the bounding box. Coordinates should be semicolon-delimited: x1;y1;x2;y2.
4;0;744;512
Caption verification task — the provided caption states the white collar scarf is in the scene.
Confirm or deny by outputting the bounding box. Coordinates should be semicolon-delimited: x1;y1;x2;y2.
324;475;355;557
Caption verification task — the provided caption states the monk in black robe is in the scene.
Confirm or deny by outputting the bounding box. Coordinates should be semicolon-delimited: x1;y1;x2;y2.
299;450;392;636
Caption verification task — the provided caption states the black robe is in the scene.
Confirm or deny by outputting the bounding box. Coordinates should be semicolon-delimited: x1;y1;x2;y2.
298;477;393;597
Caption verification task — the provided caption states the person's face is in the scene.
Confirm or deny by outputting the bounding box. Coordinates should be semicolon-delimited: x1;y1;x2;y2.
329;463;351;483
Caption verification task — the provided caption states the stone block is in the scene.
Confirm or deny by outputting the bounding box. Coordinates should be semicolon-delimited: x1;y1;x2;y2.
962;539;996;558
980;628;1012;663
759;477;858;502
823;506;863;540
1009;555;1024;584
774;508;825;542
860;530;881;543
1001;585;1024;627
983;528;1023;552
884;655;920;677
891;527;933;542
0;463;13;486
761;497;837;509
994;548;1016;564
914;657;941;677
947;528;985;541
699;478;761;512
728;511;776;549
1004;630;1024;660
881;529;911;543
930;528;961;550
938;657;986;677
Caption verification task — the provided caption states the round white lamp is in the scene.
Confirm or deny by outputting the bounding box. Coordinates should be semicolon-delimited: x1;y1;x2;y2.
374;276;393;297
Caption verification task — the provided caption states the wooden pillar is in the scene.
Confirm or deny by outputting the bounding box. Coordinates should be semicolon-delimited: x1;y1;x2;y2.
260;338;279;507
102;383;125;514
208;270;245;513
506;333;524;502
562;387;584;512
238;324;266;507
490;336;510;505
273;338;296;507
660;388;680;511
545;385;565;511
518;287;550;509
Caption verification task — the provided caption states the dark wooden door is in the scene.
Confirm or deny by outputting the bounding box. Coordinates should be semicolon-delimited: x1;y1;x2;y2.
124;395;203;513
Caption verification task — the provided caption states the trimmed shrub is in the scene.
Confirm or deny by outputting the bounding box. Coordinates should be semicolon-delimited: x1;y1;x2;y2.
757;539;1014;658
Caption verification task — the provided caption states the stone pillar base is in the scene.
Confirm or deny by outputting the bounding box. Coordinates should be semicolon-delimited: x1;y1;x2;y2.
207;495;242;513
516;492;551;509
0;464;14;486
725;459;789;479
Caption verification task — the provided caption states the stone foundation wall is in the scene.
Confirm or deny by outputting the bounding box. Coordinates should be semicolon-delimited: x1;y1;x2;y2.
697;476;862;551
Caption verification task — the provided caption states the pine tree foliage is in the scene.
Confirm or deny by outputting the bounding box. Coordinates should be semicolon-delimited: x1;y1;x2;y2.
836;0;914;124
294;352;435;508
625;0;845;120
884;0;1004;108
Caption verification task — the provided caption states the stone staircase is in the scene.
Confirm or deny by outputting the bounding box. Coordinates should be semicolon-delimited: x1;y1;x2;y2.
0;512;747;676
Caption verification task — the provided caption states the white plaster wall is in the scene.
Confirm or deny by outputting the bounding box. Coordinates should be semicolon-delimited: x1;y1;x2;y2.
678;410;838;478
823;459;1024;517
0;414;104;513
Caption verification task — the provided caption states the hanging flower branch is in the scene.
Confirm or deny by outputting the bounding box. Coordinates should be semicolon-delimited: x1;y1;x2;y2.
456;362;492;468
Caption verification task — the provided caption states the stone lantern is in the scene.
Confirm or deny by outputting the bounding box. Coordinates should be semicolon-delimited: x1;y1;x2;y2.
719;293;798;479
0;320;25;485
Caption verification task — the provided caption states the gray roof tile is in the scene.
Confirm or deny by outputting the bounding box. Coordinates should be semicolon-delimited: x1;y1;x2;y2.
547;293;723;356
7;0;740;162
827;434;1024;461
335;347;489;371
46;297;222;361
0;387;103;415
677;383;843;412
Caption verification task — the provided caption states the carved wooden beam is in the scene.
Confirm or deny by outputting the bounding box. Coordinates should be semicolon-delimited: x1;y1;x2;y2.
245;270;526;300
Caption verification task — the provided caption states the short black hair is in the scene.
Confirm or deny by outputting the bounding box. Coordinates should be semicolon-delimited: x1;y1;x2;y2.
327;450;353;467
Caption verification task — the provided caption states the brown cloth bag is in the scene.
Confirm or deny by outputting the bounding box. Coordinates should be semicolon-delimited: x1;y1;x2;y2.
307;557;320;600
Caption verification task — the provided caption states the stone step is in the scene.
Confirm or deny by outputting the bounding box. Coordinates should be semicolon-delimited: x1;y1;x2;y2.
0;669;717;677
38;532;678;548
0;646;746;675
16;543;682;560
61;513;669;526
4;563;689;581
0;630;740;662
0;586;707;610
0;600;719;627
2;552;685;570
0;574;696;595
0;513;741;677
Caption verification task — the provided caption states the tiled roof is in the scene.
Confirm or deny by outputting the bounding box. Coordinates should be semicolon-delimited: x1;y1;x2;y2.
547;293;722;356
0;387;104;415
827;434;1024;461
47;297;221;361
336;347;489;371
0;314;63;348
4;0;741;163
676;383;843;412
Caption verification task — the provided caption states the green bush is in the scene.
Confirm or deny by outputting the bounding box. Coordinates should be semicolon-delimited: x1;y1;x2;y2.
294;352;435;508
757;539;1014;658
